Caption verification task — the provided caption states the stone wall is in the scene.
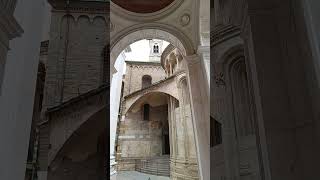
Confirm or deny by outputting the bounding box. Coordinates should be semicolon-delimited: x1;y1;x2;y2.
43;7;107;110
123;62;166;96
117;104;168;171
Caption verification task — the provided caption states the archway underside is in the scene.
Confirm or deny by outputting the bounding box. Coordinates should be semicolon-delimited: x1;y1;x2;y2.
110;27;195;73
111;0;175;13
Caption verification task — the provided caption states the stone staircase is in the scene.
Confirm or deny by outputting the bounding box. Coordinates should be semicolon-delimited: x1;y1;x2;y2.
135;155;170;177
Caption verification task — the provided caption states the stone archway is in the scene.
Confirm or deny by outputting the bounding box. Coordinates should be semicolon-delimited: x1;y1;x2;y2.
110;13;209;180
110;24;195;74
48;106;107;180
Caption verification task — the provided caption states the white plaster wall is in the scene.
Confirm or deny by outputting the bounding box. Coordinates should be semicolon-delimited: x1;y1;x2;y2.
0;0;50;179
110;52;126;163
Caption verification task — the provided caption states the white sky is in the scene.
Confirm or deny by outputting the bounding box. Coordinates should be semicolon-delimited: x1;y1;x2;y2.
124;39;169;62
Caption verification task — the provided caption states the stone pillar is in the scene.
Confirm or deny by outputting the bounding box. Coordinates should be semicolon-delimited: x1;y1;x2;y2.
168;95;178;178
169;77;199;179
240;1;318;179
212;62;240;180
184;54;210;180
197;45;210;88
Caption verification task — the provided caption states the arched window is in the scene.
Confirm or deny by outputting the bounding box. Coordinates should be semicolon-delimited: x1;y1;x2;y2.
142;75;152;89
153;45;159;53
143;104;150;121
230;58;254;137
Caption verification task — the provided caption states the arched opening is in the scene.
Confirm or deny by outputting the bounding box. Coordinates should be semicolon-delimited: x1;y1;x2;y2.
111;0;175;13
110;27;195;74
220;50;262;180
110;23;200;179
230;57;254;137
117;92;173;176
48;108;107;180
142;75;152;89
143;103;150;120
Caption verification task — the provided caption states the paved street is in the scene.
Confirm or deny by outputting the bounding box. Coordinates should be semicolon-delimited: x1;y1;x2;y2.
110;171;170;180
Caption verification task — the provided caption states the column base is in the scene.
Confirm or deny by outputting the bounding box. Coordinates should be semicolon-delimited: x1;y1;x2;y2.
110;156;118;176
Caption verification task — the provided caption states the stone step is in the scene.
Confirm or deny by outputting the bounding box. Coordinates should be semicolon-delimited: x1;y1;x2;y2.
135;156;170;177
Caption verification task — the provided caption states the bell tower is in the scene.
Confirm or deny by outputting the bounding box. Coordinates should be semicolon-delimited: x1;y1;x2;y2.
149;39;163;62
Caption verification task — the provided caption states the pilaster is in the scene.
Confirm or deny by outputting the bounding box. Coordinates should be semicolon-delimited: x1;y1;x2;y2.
197;45;210;88
240;2;296;179
184;54;210;180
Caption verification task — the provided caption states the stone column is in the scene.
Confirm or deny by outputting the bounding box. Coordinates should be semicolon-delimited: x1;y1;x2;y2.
212;62;240;180
197;45;210;89
240;2;318;179
169;95;178;178
184;54;210;180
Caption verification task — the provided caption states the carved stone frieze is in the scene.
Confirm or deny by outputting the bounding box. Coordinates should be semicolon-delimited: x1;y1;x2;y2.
214;72;226;87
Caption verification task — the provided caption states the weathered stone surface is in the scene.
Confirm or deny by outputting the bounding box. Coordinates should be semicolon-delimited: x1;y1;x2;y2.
116;61;199;179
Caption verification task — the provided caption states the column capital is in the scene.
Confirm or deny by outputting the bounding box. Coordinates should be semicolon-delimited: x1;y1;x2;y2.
183;54;201;66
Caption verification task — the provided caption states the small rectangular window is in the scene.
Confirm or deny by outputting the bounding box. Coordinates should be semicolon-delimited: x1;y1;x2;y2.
143;104;150;121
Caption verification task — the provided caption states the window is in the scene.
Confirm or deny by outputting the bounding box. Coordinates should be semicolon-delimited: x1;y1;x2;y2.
143;104;150;121
142;75;152;89
211;116;222;147
153;45;159;53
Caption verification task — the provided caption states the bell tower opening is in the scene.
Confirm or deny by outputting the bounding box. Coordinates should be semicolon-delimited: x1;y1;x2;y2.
149;39;163;62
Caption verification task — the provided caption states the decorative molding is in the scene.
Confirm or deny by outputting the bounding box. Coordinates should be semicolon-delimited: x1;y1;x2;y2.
184;54;200;66
49;0;109;13
110;24;195;72
180;13;191;26
211;24;240;47
110;0;184;22
214;72;226;87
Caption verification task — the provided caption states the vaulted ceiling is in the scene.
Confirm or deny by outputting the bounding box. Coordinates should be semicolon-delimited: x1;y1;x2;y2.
111;0;175;13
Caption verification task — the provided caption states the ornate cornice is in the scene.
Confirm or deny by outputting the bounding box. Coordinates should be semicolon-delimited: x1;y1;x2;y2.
49;0;108;13
125;61;161;66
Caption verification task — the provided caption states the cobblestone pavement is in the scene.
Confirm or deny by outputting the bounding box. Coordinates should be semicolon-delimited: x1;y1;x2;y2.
110;171;170;180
